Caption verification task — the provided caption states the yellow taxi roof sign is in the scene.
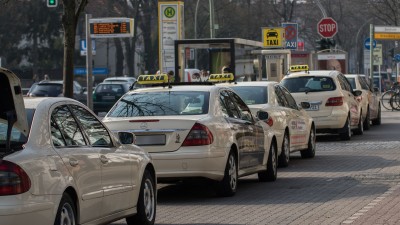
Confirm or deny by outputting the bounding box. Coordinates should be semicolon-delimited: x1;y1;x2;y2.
137;74;168;85
289;65;309;73
208;73;234;82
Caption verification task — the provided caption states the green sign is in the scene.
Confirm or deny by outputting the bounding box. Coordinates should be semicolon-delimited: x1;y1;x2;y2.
164;7;175;18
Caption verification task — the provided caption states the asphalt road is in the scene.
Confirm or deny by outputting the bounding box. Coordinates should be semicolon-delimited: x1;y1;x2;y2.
111;109;400;225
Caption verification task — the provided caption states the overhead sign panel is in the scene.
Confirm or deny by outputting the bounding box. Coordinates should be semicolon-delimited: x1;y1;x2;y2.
262;27;284;48
374;25;400;40
90;18;134;38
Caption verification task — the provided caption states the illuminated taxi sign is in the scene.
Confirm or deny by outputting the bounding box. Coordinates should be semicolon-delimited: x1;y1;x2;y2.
289;65;309;72
137;74;168;84
208;73;235;82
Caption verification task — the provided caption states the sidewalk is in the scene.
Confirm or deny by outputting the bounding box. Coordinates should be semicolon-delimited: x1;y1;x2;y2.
341;180;400;224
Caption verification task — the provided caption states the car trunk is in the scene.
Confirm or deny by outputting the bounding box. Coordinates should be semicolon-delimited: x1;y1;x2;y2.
291;92;335;117
103;116;206;153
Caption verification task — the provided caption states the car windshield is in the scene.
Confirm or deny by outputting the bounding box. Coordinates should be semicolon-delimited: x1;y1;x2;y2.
108;91;210;117
0;109;34;149
230;86;268;105
281;76;336;93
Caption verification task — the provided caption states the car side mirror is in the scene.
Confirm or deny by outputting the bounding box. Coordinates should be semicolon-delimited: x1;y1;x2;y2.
118;132;136;144
300;102;310;109
256;110;269;120
353;90;362;97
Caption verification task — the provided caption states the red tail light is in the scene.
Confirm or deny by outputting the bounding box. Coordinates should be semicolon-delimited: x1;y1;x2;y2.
326;97;343;106
0;160;31;196
182;123;213;146
264;117;274;127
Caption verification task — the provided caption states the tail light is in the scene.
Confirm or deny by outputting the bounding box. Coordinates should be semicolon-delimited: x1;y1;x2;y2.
182;123;213;146
0;160;31;196
264;117;274;127
326;97;343;106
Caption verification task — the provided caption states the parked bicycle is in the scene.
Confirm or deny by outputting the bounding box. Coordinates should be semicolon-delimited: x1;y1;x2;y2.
381;82;400;110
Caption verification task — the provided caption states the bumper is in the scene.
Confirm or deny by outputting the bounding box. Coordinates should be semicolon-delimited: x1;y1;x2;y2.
313;110;347;131
0;194;57;225
151;145;229;181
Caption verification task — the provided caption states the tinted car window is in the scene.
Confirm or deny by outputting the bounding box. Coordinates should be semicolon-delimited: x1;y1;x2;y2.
230;86;268;105
95;83;129;95
347;77;356;89
282;76;336;93
30;83;63;97
51;105;86;146
108;91;210;117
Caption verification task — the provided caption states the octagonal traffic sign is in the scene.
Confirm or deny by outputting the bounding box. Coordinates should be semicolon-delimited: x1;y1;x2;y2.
317;17;338;38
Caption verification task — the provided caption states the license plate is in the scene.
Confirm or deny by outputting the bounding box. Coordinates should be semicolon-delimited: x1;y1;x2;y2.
306;104;319;111
135;134;166;146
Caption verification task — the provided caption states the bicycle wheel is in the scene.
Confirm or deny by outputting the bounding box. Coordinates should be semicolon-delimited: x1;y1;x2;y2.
390;93;400;110
381;90;395;110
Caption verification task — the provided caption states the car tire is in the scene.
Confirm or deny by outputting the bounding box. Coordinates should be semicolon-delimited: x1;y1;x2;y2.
354;113;364;135
258;140;277;182
216;151;237;197
339;116;351;141
372;105;381;125
301;126;316;159
126;170;156;225
54;193;76;225
364;108;371;130
278;131;290;167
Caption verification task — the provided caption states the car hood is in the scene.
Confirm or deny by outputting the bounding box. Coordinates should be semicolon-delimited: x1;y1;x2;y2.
0;67;29;136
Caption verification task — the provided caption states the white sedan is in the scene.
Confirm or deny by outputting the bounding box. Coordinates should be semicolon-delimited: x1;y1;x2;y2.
0;67;156;225
103;74;278;197
218;81;316;167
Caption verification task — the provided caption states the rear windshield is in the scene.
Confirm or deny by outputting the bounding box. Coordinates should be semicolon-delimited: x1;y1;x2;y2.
281;76;336;93
30;83;63;96
95;83;129;94
108;91;210;117
0;109;34;149
347;78;356;89
230;86;268;105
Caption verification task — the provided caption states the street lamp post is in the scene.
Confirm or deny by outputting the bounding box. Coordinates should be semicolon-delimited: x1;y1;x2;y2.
194;0;215;39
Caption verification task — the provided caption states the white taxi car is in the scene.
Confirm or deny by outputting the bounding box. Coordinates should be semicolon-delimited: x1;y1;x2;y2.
281;65;363;140
217;81;316;167
345;74;381;129
0;67;156;225
103;74;278;197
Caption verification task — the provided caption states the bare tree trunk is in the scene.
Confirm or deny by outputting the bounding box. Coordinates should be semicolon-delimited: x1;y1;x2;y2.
114;38;124;76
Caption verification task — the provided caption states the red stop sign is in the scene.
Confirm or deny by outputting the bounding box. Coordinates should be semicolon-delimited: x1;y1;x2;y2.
317;17;338;38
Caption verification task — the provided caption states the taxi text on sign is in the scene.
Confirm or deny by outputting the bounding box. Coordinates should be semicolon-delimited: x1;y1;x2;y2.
262;27;284;48
282;23;298;50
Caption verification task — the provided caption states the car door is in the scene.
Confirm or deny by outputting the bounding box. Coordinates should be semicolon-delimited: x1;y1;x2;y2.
338;74;360;126
228;90;265;168
50;104;102;223
69;105;136;215
279;86;309;147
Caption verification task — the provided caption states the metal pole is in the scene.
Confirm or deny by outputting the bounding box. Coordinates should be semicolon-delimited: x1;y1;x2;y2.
355;18;373;74
86;14;93;110
194;0;200;69
369;24;374;90
315;0;327;18
209;0;214;38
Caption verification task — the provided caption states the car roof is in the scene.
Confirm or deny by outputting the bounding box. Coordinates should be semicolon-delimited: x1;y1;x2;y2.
285;70;339;78
130;84;226;93
104;77;136;82
217;81;278;87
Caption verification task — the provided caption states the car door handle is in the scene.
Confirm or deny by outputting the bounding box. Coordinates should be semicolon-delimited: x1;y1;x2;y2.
100;155;109;164
69;158;79;167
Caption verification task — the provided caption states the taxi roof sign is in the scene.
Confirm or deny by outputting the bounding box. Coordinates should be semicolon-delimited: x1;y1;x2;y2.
289;65;309;73
208;73;235;82
137;74;168;85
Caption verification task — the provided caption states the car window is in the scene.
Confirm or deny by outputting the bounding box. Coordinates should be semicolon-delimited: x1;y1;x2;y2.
95;83;127;95
229;91;254;122
51;105;86;147
230;86;268;105
359;77;370;91
108;91;210;117
282;76;336;93
70;105;112;147
31;83;63;97
338;74;352;92
280;86;298;110
220;90;240;119
274;85;289;107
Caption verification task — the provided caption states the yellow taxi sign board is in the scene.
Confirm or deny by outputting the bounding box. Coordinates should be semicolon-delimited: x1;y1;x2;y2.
262;27;284;48
137;74;168;84
208;73;235;82
289;65;309;72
